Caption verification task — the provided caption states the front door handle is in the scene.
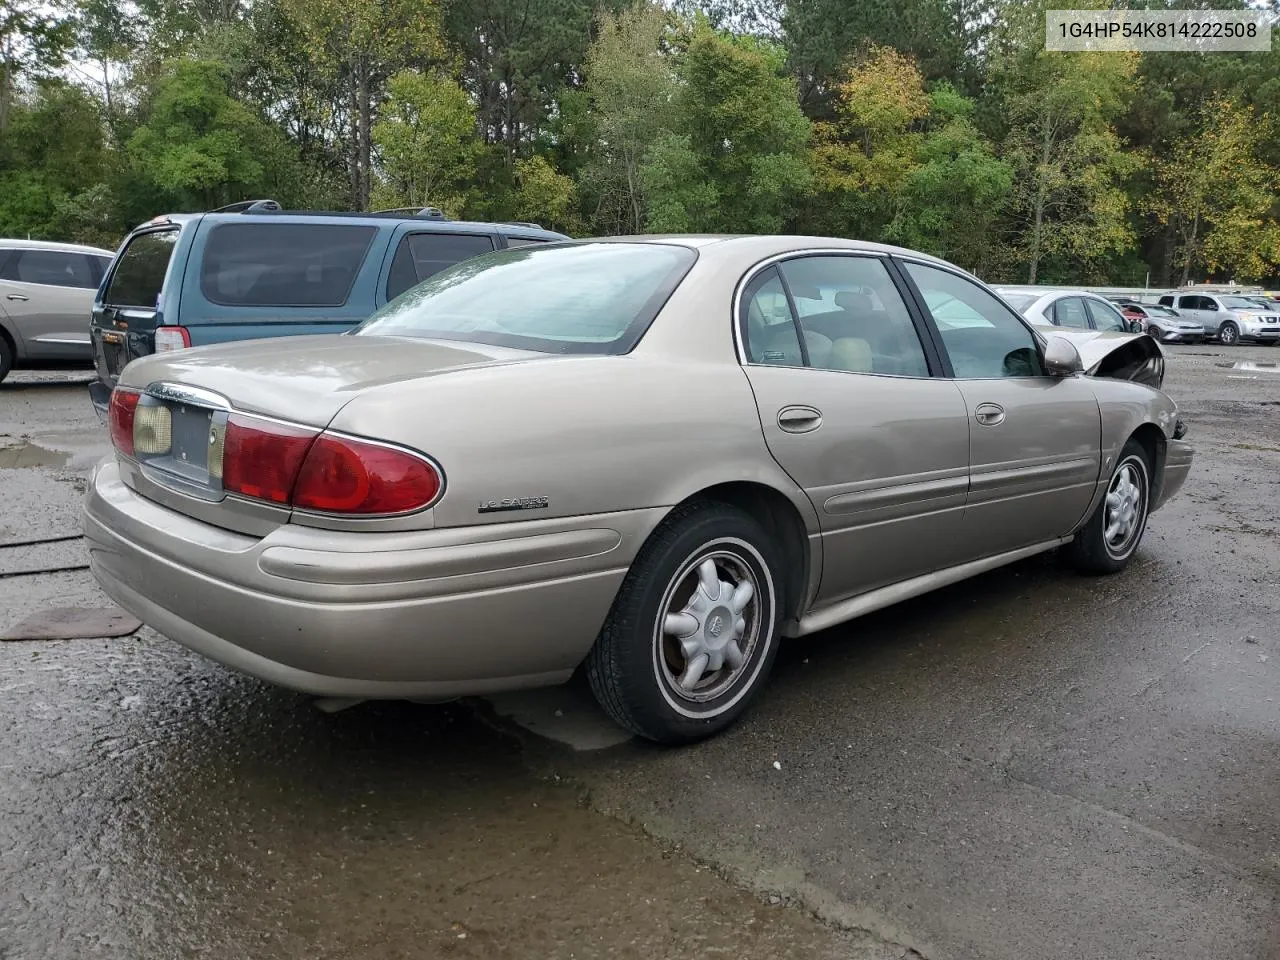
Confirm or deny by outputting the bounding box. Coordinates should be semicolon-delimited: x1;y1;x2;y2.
6;294;29;302
974;402;1005;426
777;405;822;433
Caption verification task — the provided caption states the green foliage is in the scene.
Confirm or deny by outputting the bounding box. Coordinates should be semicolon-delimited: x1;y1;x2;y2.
123;59;305;213
371;69;482;214
579;0;677;234
667;22;811;232
0;0;1277;287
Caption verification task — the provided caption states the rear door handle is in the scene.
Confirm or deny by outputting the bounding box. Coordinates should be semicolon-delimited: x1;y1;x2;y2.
974;402;1005;426
777;405;822;433
6;294;29;302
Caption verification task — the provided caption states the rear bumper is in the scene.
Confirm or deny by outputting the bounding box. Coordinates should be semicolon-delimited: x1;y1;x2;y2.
1153;439;1193;511
83;459;654;698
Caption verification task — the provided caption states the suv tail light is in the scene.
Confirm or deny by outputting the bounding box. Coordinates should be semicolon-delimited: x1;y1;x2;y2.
154;326;191;353
292;434;443;514
108;387;141;456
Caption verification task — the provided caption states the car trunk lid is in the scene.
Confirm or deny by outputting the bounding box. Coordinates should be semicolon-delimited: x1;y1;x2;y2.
112;335;553;531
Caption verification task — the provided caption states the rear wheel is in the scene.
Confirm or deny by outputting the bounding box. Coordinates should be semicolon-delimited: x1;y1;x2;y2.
1066;440;1151;575
586;500;782;744
1219;322;1240;346
0;335;12;383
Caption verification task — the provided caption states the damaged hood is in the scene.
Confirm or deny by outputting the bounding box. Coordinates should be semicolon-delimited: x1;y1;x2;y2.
1033;325;1166;387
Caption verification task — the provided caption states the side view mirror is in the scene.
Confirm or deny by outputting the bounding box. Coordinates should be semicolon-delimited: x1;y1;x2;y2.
1043;336;1084;377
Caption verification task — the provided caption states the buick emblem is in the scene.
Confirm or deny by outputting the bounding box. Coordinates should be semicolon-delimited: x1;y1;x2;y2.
707;615;724;638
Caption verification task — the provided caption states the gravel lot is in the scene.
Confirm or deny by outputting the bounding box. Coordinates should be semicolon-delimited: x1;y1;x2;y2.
2;343;1278;959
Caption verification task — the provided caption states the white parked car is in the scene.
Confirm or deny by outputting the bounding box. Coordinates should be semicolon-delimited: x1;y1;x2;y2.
994;288;1136;335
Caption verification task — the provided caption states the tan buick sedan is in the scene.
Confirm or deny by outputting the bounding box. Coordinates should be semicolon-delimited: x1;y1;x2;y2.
84;236;1193;742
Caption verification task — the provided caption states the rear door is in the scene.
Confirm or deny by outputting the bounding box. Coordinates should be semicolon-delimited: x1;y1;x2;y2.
379;229;498;304
0;248;101;360
94;228;182;383
1083;297;1130;333
1178;295;1216;334
738;253;972;604
1051;296;1091;330
899;259;1101;561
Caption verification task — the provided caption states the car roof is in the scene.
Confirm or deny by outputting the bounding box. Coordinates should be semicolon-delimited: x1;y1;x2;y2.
0;238;115;256
131;210;569;242
573;234;958;266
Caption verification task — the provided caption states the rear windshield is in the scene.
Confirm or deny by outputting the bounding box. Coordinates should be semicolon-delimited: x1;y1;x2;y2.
1000;293;1036;310
103;229;179;308
355;242;697;354
201;223;376;307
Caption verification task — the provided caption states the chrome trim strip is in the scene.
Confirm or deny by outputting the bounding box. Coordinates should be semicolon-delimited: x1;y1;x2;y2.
31;335;91;345
145;381;232;411
787;537;1071;637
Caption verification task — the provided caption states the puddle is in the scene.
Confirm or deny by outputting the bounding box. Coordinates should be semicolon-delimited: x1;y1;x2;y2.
1214;360;1280;373
0;440;69;468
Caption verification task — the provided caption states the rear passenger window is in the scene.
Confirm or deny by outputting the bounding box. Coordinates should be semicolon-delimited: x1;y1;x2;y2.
742;267;804;365
1052;297;1090;328
386;233;496;300
201;223;376;307
3;250;98;288
777;256;930;376
104;230;180;308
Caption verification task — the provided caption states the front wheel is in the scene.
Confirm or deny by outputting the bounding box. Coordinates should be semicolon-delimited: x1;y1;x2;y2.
1145;324;1164;342
1065;440;1151;575
586;500;782;743
1219;322;1240;346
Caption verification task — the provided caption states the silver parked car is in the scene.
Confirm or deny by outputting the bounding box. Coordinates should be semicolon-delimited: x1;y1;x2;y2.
1157;292;1280;345
1122;302;1206;343
83;237;1193;743
0;239;115;382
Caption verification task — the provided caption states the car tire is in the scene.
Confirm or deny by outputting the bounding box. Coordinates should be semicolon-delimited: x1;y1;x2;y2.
0;335;12;384
1219;322;1240;346
585;500;782;744
1065;440;1152;575
1145;324;1164;342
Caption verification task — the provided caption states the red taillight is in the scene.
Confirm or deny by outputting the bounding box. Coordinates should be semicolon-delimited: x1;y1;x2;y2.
292;434;442;515
108;388;141;456
221;415;319;505
154;326;191;353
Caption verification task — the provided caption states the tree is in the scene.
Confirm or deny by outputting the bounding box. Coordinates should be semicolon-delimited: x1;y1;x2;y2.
1147;100;1280;284
802;45;928;238
444;0;609;167
124;58;305;212
884;85;1014;274
580;0;677;234
652;20;810;233
0;0;76;130
511;154;579;232
0;79;114;242
371;69;482;214
281;0;446;209
74;0;143;128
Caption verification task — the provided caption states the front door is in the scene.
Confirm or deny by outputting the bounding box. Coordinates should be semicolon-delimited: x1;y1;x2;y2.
899;259;1102;561
739;254;971;605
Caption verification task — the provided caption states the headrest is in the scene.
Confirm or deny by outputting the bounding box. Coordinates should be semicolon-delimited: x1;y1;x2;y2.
835;291;873;313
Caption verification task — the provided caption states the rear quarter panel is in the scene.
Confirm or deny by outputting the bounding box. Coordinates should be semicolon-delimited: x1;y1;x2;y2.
325;353;820;538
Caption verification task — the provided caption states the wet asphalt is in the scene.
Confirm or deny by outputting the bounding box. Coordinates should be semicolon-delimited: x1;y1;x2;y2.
2;344;1279;959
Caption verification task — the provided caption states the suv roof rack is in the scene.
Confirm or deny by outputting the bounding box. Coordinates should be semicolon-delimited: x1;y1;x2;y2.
372;206;449;220
209;199;282;213
500;220;543;229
